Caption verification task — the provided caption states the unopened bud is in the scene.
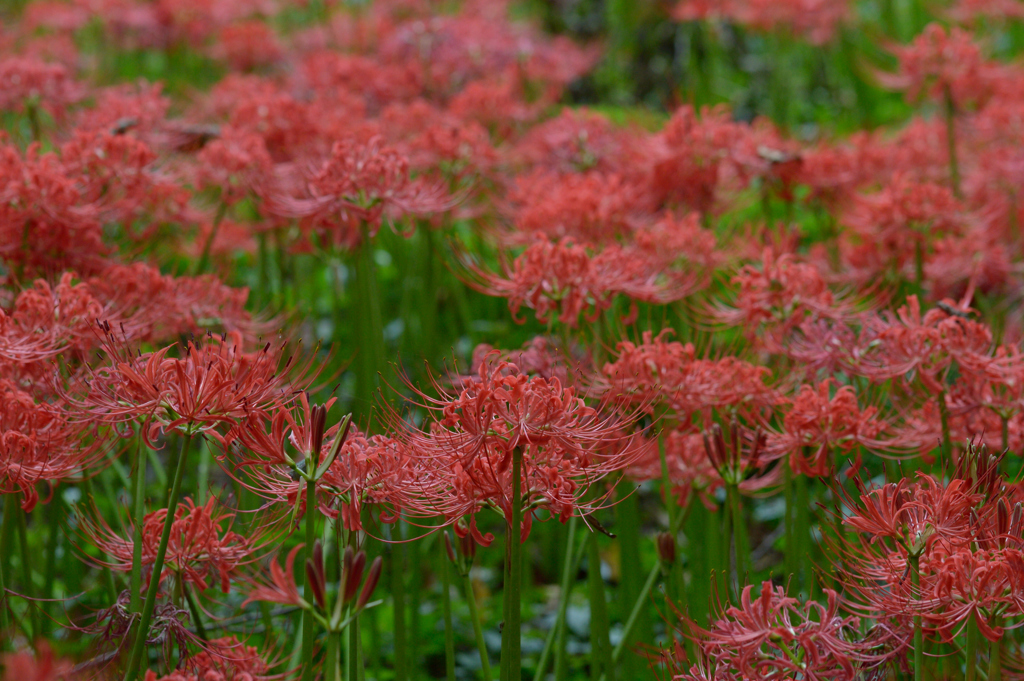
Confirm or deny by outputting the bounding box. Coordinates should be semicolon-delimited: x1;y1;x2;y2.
356;556;383;611
344;550;367;605
305;558;326;609
656;532;676;565
310;403;327;459
459;533;477;562
444;531;457;564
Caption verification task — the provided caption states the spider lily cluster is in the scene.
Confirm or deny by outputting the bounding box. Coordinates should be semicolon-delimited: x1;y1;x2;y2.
7;1;1024;681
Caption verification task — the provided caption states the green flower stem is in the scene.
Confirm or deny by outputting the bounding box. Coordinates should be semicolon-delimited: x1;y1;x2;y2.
182;582;208;641
195;201;228;275
123;430;194;681
131;432;147;613
353;614;364;681
441;541;456;681
965;616;978;681
599;503;690;681
16;497;37;641
784;465;796;585
989;616;1002;681
938;391;953;461
536;516;580;681
615;489;646;678
501;538;511;681
391;537;409;681
325;629;341;681
944;87;961;198
302;477;318;681
910;552;923;681
1002;416;1010;454
727;484;748;597
587;532;613;681
503;448;525;680
464;572;492;681
795;470;810;591
0;505;7;639
353;222;386;430
42;493;63;636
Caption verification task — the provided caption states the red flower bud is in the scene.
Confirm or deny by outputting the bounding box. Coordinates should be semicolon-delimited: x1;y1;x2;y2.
356;556;383;611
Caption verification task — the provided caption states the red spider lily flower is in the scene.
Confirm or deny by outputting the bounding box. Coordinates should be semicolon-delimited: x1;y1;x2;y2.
194;127;274;207
673;0;852;45
0;274;105;376
85;263;259;342
1;379;104;511
624;428;723;508
839;175;966;284
703;420;781;494
226;401;416;533
464;236;702;328
948;0;1024;21
844;473;979;554
75;590;199;670
855;296;994;393
299;51;423;114
882;23;1004;110
318;431;424;532
670;581;864;681
632;211;721;272
379;102;498;180
81;496;261;593
1;641;75;681
924;547;1021;642
211;21;283;72
0;55;84;119
469;336;591;389
387;354;643;542
229;392;340;469
504;169;647;246
509;107;649;175
268;135;451;249
243;544;307;608
713;248;862;351
74;82;171;141
768;379;898;477
648;105;743;215
600;330;779;422
144;636;272;681
64;328;312;444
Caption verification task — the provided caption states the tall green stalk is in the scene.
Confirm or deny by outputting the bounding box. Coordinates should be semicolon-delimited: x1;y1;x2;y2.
726;484;748;598
910;552;923;681
614;490;646;679
123;431;194;681
131;432;147;614
944;87;961;199
15;501;36;641
536;517;578;681
586;532;613;681
938;391;953;461
989;616;1003;681
182;582;208;641
195;201;228;275
464;571;492;681
302;477;318;681
502;448;525;681
390;538;408;681
965;616;978;681
441;541;456;681
0;505;7;639
353;223;386;430
325;630;341;681
42;493;63;636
